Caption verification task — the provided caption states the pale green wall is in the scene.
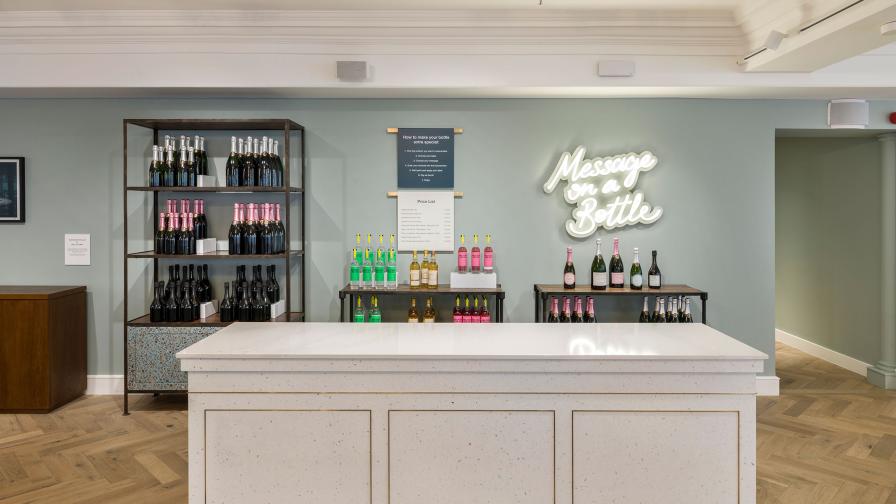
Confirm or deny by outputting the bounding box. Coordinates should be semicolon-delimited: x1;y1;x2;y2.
0;97;894;376
776;137;883;365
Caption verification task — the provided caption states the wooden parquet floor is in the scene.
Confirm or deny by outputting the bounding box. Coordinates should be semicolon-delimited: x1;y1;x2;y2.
0;343;894;503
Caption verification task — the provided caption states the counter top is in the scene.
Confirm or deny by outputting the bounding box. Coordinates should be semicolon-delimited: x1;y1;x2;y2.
0;286;86;300
177;322;766;361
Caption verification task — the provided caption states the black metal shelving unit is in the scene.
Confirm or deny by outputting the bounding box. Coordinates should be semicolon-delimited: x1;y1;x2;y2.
122;118;306;415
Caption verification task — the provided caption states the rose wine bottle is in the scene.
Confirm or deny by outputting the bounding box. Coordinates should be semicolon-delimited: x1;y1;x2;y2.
648;250;662;289
274;204;285;253
457;234;468;273
193;199;207;240
483;234;494;273
609;237;625;288
149;282;164;322
220;282;234;322
572;297;583;323
462;296;473;323
560;297;571;322
639;296;650;322
630;247;643;290
471;297;480;323
185;213;196;254
591;238;607;290
453;295;463;323
228;204;242;255
242;204;258;255
480;297;490;323
547;297;560;323
563;247;576;289
584;297;596;323
471;234;481;273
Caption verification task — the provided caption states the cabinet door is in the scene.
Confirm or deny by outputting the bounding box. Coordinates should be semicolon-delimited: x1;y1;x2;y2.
0;300;49;410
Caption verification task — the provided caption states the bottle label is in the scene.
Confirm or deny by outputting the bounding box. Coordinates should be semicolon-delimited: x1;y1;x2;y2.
408;318;419;323
353;313;365;323
563;273;575;285
375;265;385;282
369;314;381;323
484;250;493;270
421;268;429;283
350;265;360;282
362;266;372;282
610;272;624;285
453;313;463;323
424;317;435;323
480;315;490;323
649;275;661;287
472;251;481;269
458;251;468;270
462;314;472;323
387;265;397;282
429;270;438;286
631;274;643;287
592;272;607;287
410;270;420;286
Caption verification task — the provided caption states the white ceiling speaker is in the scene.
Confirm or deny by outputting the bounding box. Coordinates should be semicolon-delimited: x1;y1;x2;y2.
764;30;787;50
882;21;896;35
336;61;368;82
827;99;869;129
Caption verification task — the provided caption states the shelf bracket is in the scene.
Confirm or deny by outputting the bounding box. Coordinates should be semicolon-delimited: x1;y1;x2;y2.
387;191;462;198
387;127;463;134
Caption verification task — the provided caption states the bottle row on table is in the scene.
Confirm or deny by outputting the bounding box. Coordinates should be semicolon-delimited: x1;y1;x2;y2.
350;294;492;323
147;263;280;323
148;135;210;187
224;136;284;187
545;296;597;323
154;199;208;254
639;296;695;323
563;237;663;290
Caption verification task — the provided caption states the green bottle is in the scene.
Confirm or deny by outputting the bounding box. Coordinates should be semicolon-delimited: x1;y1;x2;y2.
353;296;366;323
362;247;373;288
354;233;363;265
368;295;382;323
387;234;397;289
630;247;643;290
374;235;386;287
349;247;360;288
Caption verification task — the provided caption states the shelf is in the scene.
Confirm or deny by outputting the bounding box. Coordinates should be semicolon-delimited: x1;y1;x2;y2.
127;186;302;193
127;250;303;260
534;284;706;297
126;119;303;131
340;283;504;296
127;311;304;327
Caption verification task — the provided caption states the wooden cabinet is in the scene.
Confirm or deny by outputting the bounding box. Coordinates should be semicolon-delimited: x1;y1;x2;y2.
0;286;87;412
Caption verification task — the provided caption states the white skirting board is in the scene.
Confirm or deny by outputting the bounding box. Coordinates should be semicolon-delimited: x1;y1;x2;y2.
775;328;871;377
87;375;124;395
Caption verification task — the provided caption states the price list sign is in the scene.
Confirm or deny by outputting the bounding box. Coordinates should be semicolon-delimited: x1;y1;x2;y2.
397;191;454;252
397;128;454;188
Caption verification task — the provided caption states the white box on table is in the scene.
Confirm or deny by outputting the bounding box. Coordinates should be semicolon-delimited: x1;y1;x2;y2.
196;175;217;188
199;300;218;319
450;271;497;289
270;299;286;320
196;238;217;254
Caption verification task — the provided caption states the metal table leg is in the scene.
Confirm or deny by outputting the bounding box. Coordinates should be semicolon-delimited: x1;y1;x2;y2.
534;287;539;322
339;292;345;322
700;293;708;324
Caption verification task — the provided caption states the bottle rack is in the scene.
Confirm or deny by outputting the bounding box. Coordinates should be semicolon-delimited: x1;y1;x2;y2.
533;284;708;323
122;118;306;414
338;284;506;322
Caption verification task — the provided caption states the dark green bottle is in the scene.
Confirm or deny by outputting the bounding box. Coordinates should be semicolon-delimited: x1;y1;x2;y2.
591;239;607;290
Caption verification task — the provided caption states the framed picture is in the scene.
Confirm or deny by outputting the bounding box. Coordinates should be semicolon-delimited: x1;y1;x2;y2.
0;157;25;223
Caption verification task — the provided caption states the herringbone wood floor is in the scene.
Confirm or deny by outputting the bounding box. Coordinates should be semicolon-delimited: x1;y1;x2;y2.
1;343;895;503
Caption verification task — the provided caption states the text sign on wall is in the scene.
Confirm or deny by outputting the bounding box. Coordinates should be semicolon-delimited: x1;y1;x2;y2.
397;128;454;188
543;145;663;237
397;191;454;252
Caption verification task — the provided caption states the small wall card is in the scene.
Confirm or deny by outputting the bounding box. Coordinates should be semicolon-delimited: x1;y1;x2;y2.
397;191;454;252
64;234;91;266
397;128;454;188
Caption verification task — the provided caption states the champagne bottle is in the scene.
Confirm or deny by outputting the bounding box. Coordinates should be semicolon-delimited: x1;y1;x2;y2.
259;289;271;322
193;199;207;240
409;250;421;289
483;234;494;273
421;250;430;287
479;297;490;323
190;284;200;321
428;251;439;289
571;297;583;323
560;297;571;322
408;298;420;323
683;298;694;323
149;282;164;322
648;250;662;289
228;204;242;255
163;146;175;187
547;297;560;323
178;284;193;322
350;247;360;287
667;297;677;323
457;234;468;273
453;295;463;323
220;282;234;322
368;295;382;323
266;265;280;303
563;247;576;289
651;297;661;323
656;298;666;323
609;237;625;288
591;239;607;290
423;298;436;323
238;282;252;322
584;297;596;323
630;247;643;290
353;296;366;323
164;285;179;322
639;296;650;322
155;212;167;254
149;145;161;187
471;234;481;273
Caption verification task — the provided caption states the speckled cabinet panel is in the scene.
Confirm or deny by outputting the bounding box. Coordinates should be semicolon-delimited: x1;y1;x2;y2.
388;410;555;504
205;410;371;504
572;411;738;504
127;327;221;390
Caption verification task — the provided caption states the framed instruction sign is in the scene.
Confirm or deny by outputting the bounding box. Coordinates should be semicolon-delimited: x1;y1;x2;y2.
397;128;454;188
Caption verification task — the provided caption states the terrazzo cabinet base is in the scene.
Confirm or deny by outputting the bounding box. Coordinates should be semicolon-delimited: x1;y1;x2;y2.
178;322;767;504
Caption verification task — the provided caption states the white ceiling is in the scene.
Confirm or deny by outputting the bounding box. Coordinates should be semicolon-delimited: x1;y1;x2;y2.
0;0;746;10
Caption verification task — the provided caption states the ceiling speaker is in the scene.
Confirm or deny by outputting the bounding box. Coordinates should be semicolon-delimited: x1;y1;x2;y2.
337;61;368;82
827;99;869;129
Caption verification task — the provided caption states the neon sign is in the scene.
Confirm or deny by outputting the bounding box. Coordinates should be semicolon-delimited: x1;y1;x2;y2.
543;145;663;237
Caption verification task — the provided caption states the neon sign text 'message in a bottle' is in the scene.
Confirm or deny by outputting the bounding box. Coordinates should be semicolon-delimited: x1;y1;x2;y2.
543;145;663;238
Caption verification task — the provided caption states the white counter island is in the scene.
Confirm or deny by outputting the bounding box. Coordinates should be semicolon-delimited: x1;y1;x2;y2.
177;322;766;504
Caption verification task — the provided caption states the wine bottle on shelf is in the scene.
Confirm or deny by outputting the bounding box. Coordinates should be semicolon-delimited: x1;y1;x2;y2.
161;146;174;187
171;213;184;254
234;266;246;302
259;289;271;322
350;247;360;288
241;138;257;186
408;298;420;323
428;251;439;289
164;285;179;322
457;234;468;273
164;265;176;301
471;297;480;323
651;297;660;323
200;136;209;176
548;297;560;323
190;284;200;321
453;295;463;323
149;145;161;187
409;250;421;289
609;237;625;288
242;204;258;255
584;297;596;323
677;295;684;321
193;200;208;240
237;283;252;322
187;265;196;291
563;247;576;289
262;204;275;255
387;234;397;289
220;283;234;322
188;147;197;187
480;297;490;323
178;284;193;322
648;250;662;289
258;136;272;187
683;299;694;323
149;282;164;322
368;295;382;323
375;235;386;288
656;298;666;323
420;250;430;287
560;297;571;322
483;234;494;273
591;239;607;290
226;137;239;186
353;297;366;322
462;296;473;323
639;296;650;322
630;247;643;290
266;265;280;303
186;213;196;254
251;137;261;185
423;297;436;323
471;234;481;273
667;297;677;323
155;213;167;254
228;204;242;255
271;138;283;187
571;297;583;323
200;265;212;302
